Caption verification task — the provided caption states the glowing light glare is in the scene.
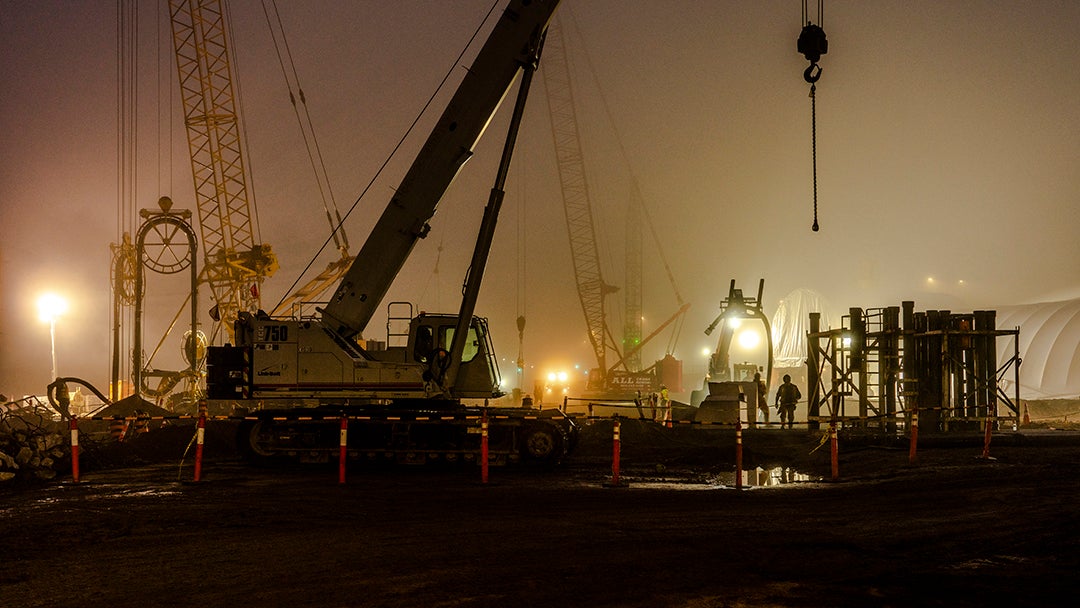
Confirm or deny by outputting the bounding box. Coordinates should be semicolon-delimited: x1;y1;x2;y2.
557;371;568;383
727;317;742;329
737;329;761;349
926;277;935;285
842;336;852;347
701;346;712;357
547;372;556;382
37;293;68;323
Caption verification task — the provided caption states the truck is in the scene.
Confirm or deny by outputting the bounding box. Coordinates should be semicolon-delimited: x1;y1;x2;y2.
206;0;577;466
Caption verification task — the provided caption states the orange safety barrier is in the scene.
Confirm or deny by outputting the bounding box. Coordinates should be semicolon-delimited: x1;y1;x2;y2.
735;419;743;490
909;410;919;464
132;413;150;436
480;410;489;484
339;415;348;485
829;422;839;482
193;415;206;482
109;417;128;443
611;419;622;486
69;417;80;483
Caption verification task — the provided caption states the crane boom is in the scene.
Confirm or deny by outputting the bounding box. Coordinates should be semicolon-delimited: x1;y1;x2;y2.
322;0;560;340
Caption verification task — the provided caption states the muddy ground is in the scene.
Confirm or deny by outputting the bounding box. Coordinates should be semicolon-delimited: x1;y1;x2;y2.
2;419;1079;607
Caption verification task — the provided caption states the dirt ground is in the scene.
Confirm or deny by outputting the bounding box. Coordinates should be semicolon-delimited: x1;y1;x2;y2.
3;419;1079;607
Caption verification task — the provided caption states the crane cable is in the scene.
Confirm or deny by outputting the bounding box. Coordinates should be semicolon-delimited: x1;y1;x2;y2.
271;1;501;313
261;0;349;253
799;0;828;232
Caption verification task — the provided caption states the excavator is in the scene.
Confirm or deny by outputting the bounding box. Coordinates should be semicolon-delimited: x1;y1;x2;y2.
206;0;576;466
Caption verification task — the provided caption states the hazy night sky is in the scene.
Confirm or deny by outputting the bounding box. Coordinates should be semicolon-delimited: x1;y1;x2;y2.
2;1;1078;400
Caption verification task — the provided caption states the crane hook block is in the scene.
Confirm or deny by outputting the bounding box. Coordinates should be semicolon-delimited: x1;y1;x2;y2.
798;22;829;64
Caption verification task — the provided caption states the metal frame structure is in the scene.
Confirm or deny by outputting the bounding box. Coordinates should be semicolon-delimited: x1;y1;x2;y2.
132;198;200;402
806;301;1021;434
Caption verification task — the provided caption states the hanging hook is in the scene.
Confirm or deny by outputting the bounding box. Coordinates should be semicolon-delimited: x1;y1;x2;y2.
798;21;828;84
798;17;827;233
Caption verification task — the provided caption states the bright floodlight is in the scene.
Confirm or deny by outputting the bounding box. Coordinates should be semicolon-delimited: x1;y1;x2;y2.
37;293;68;323
737;328;761;350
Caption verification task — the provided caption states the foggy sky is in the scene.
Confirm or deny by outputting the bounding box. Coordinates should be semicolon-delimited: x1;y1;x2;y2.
2;1;1079;400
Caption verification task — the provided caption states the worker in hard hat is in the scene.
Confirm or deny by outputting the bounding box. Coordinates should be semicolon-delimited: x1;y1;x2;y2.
774;374;802;430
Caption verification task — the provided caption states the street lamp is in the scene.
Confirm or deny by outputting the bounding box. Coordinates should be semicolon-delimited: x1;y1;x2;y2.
37;293;67;381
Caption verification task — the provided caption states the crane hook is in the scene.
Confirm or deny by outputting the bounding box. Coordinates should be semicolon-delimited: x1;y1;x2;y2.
798;21;828;83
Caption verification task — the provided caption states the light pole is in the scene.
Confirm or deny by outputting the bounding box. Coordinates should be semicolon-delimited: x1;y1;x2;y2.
37;293;67;381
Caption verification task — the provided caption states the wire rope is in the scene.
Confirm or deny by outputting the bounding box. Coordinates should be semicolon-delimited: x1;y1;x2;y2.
261;0;348;250
271;1;502;313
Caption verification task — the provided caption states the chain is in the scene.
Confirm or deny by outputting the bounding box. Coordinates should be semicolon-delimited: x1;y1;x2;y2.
810;83;819;232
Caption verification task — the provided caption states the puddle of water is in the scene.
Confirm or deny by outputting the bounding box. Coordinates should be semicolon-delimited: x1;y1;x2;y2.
596;466;822;490
742;466;821;487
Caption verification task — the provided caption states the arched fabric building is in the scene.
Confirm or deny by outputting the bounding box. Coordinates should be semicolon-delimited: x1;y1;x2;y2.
996;298;1080;400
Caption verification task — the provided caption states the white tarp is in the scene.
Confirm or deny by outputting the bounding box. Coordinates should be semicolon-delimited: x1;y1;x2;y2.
771;289;840;368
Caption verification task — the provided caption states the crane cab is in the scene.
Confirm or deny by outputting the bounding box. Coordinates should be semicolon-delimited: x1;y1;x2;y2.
403;313;502;399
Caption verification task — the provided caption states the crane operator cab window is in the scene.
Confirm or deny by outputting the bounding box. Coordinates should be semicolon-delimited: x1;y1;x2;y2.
441;326;480;363
411;323;480;364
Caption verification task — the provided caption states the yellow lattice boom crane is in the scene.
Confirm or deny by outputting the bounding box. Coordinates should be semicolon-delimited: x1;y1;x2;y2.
541;16;688;400
168;0;278;340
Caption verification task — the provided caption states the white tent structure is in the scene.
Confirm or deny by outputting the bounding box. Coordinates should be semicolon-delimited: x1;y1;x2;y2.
995;298;1080;400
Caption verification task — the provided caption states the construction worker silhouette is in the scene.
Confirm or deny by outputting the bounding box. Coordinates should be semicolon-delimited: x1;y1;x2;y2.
774;374;801;430
754;372;769;425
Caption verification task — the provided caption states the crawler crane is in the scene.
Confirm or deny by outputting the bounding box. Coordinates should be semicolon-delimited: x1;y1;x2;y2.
206;0;576;466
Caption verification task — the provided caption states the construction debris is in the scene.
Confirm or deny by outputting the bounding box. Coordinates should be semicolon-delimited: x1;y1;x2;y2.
0;408;68;483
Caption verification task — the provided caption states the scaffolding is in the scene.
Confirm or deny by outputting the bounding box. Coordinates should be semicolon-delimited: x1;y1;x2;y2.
806;301;1020;434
